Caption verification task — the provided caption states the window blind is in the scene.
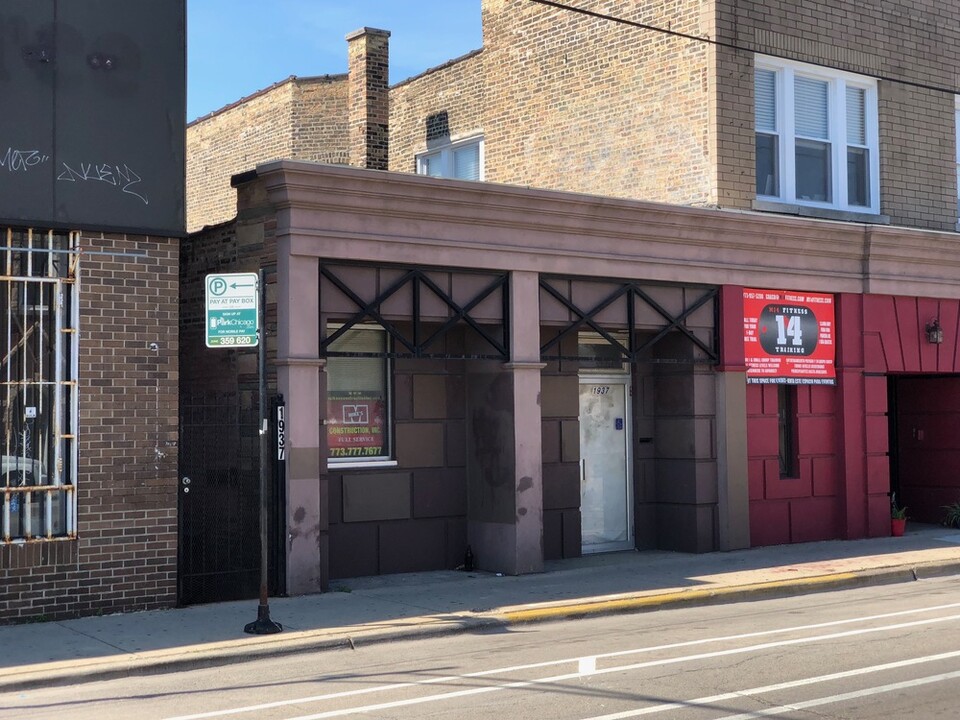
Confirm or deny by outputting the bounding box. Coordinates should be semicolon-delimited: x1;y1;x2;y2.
326;328;385;393
454;144;480;180
846;87;866;145
755;68;777;132
795;76;828;139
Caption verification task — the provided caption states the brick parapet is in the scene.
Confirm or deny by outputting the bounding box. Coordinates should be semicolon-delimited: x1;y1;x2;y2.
186;77;349;233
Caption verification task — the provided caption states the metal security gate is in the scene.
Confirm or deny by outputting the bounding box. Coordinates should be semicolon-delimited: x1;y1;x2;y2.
178;392;284;605
1;229;79;544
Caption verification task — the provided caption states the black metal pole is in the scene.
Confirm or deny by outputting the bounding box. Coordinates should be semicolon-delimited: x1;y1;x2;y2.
245;268;282;635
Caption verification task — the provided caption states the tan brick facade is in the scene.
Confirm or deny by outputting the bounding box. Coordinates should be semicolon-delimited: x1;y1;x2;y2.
713;0;960;228
186;76;348;232
187;0;960;234
392;1;715;206
390;52;486;175
0;235;179;623
476;0;714;206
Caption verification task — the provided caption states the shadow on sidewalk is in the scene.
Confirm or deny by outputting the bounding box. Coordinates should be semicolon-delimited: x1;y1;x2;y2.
1;523;958;676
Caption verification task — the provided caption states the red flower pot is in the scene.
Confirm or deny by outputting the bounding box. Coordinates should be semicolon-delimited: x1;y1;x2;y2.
891;518;906;537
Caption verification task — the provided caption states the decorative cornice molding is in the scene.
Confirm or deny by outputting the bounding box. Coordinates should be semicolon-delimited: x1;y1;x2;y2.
254;162;960;299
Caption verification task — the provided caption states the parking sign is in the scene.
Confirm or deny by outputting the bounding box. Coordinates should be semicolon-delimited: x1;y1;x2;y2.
205;273;259;348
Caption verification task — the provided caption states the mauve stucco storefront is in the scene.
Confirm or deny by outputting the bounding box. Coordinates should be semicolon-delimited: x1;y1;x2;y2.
186;161;960;594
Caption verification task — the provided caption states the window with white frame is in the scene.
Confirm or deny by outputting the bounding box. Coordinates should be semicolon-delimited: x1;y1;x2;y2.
755;57;879;213
325;326;392;463
416;137;484;181
955;99;959;216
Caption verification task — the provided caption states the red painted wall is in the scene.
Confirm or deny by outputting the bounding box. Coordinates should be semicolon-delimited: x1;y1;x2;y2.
746;384;844;545
734;290;960;547
863;295;960;375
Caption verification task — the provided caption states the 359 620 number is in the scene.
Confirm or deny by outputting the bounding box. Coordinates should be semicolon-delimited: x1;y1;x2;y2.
216;335;254;346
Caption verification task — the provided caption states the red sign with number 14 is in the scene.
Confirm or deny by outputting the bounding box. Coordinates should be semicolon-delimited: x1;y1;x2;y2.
742;288;836;385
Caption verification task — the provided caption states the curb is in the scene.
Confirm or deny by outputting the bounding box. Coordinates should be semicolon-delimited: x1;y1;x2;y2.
4;559;959;693
0;614;501;693
500;560;959;623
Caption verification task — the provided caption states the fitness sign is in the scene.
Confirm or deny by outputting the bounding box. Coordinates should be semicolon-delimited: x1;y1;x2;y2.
743;288;836;385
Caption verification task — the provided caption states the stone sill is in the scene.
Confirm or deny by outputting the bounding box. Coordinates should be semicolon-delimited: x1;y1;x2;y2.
752;199;890;225
327;460;398;471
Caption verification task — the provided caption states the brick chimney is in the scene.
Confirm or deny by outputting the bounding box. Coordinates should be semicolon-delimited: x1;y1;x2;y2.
346;27;390;171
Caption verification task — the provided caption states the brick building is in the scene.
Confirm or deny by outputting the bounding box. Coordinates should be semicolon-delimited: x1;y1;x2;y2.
1;2;183;624
0;232;180;624
187;75;350;232
182;0;960;599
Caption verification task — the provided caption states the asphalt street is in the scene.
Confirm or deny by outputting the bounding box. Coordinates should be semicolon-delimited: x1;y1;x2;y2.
5;574;959;720
5;524;960;695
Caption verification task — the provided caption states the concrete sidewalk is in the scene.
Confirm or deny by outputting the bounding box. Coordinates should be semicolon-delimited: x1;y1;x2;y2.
4;524;960;692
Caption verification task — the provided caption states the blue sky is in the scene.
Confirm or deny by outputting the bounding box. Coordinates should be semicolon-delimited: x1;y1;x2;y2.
188;1;483;121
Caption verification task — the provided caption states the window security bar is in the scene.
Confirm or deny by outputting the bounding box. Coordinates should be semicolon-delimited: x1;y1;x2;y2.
1;228;80;544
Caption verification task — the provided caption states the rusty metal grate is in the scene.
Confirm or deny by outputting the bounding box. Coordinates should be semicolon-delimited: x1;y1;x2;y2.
0;228;79;543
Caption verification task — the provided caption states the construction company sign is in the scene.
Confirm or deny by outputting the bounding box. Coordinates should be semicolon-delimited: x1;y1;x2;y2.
326;390;386;459
205;273;259;348
743;288;836;385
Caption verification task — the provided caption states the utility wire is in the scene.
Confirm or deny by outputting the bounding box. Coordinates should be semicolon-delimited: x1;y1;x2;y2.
528;0;960;97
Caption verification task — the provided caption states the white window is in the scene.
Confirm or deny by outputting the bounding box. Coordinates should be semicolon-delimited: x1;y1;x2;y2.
955;99;959;216
325;326;391;463
416;137;484;181
755;57;879;214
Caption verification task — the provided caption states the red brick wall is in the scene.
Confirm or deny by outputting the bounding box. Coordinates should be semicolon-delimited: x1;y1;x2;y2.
0;234;179;624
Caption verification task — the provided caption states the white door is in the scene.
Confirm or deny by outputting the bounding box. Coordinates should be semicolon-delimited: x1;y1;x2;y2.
579;377;633;553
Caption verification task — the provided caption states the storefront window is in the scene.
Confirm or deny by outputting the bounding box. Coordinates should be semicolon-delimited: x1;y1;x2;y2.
578;331;629;371
326;326;390;462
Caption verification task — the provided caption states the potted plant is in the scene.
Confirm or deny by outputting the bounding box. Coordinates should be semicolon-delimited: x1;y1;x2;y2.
891;493;908;536
943;501;960;529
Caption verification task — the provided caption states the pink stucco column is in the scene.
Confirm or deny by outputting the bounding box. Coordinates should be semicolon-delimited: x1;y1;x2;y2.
465;270;545;574
275;245;326;594
505;271;545;573
717;285;751;550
